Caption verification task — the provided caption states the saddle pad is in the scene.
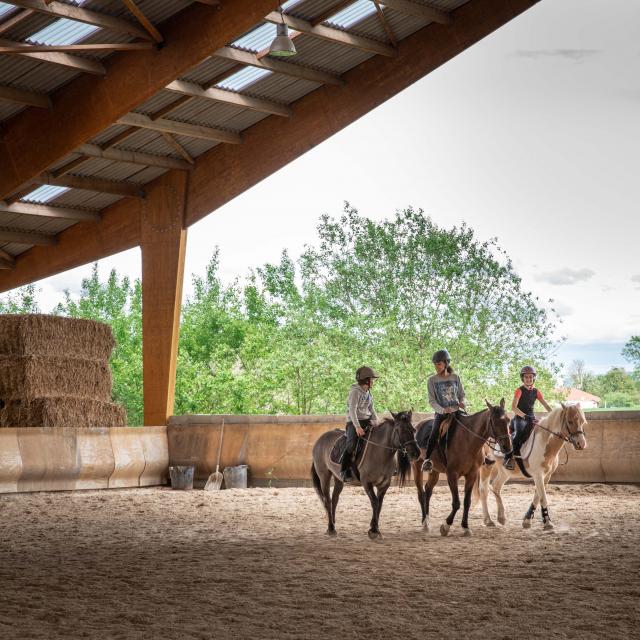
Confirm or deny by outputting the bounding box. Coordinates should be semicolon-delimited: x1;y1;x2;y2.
490;427;537;462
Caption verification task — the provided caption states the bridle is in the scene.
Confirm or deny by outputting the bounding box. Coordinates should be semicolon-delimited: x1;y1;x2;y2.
363;419;417;455
451;410;512;451
535;407;586;448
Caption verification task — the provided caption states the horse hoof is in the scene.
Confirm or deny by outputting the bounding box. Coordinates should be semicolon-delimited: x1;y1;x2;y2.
440;524;450;537
368;530;381;540
463;528;472;537
422;517;430;532
498;516;506;526
522;519;532;529
485;520;496;528
543;521;554;531
326;528;337;537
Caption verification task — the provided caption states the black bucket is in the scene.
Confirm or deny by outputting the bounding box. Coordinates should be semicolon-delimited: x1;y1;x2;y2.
169;465;194;490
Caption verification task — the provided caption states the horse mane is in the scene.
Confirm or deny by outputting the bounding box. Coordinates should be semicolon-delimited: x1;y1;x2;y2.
396;448;411;488
543;403;586;431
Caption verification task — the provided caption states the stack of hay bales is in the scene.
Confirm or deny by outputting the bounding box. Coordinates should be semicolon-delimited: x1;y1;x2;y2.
0;314;126;428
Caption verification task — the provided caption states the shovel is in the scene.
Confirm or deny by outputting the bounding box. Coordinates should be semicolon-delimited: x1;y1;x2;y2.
204;418;225;491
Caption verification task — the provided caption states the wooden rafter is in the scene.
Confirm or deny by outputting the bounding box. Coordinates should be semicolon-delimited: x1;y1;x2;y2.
166;80;292;117
373;2;397;48
0;37;105;75
0;84;51;109
160;133;195;165
36;173;146;198
7;0;153;40
117;113;242;144
0;201;100;222
77;144;192;171
265;11;396;57
0;8;35;36
0;229;57;246
376;0;451;24
214;47;344;86
120;0;163;44
0;42;155;54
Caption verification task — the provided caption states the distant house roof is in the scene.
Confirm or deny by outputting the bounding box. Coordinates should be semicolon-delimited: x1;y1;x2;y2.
565;388;601;403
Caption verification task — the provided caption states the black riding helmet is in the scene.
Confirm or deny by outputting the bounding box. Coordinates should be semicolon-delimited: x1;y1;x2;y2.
520;365;537;381
432;349;451;364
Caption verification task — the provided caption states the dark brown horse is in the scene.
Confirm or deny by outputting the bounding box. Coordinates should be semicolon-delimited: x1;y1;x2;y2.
412;400;512;536
311;411;420;539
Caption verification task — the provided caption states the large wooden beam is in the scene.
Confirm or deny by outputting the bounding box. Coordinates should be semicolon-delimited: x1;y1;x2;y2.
0;42;155;54
166;79;292;117
214;46;344;86
0;229;56;246
0;201;100;221
0;0;279;200
0;37;106;75
8;0;152;40
117;112;242;144
265;11;396;57
77;143;192;170
185;0;540;227
141;172;187;426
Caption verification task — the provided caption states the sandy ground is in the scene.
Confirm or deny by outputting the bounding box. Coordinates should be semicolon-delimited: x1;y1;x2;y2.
1;482;639;640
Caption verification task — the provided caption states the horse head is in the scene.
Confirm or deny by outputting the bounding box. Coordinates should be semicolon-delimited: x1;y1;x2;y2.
485;398;512;454
390;410;420;461
560;403;588;450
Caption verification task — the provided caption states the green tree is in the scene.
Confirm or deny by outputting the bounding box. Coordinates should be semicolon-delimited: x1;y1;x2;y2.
0;284;41;313
622;336;640;372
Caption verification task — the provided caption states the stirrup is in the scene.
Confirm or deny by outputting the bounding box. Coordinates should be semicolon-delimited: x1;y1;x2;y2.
421;459;433;472
503;456;515;470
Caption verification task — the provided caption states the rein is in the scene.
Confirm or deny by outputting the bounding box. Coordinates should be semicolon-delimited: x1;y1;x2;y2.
358;422;414;468
534;409;586;447
451;411;510;449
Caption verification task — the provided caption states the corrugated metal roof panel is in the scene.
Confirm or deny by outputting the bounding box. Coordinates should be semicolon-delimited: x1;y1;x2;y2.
0;211;22;228
244;74;320;104
23;185;70;204
0;102;24;123
172;135;219;158
50;189;121;210
0;242;33;256
232;22;276;53
168;99;245;129
180;57;237;86
71;157;113;176
128;165;167;185
89;124;130;146
326;0;378;29
216;108;269;134
135;90;181;116
291;34;374;74
48;152;84;174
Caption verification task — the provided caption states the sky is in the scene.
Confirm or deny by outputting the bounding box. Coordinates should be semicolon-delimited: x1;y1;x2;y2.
18;0;640;377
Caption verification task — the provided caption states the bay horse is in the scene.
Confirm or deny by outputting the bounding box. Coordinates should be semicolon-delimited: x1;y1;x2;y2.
478;403;588;530
412;400;512;536
311;411;420;539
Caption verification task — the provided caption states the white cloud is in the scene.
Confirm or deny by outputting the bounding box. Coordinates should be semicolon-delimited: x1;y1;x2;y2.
535;268;595;286
513;49;601;61
632;274;640;288
551;302;573;316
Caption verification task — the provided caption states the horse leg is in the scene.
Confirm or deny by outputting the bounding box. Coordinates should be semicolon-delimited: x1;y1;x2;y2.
478;465;495;527
523;482;542;529
372;480;391;538
321;473;337;535
532;470;553;530
423;470;440;532
460;471;477;536
363;482;381;539
413;459;426;525
491;468;508;525
441;471;460;537
330;478;344;530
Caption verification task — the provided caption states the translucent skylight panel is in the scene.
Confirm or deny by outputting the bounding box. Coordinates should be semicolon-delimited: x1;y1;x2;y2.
27;18;99;46
23;185;70;203
232;22;276;52
216;66;272;92
327;0;377;28
0;3;15;19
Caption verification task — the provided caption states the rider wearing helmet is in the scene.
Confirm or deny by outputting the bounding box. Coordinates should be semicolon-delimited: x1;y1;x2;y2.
503;365;552;470
341;366;380;482
421;349;466;472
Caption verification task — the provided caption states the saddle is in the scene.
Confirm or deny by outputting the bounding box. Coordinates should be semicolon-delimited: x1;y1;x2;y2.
329;429;367;465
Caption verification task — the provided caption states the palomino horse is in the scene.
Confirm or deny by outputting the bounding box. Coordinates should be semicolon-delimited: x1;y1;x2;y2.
412;400;512;536
478;403;588;531
311;411;420;539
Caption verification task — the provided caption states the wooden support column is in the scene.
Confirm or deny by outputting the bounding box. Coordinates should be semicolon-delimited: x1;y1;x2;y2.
141;171;187;426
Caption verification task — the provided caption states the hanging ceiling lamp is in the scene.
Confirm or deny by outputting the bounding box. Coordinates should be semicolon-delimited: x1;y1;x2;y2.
269;6;297;57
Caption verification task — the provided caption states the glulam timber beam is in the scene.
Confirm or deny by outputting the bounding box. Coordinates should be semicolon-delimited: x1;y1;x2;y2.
214;46;344;86
264;11;396;57
0;42;155;54
0;84;51;109
0;0;279;200
0;0;540;295
117;112;241;144
0;37;106;74
0;9;35;36
7;0;153;40
185;0;540;227
0;201;100;221
77;143;192;170
166;80;292;117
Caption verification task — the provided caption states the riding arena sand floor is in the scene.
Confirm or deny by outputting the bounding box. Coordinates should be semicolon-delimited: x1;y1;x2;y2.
1;482;639;640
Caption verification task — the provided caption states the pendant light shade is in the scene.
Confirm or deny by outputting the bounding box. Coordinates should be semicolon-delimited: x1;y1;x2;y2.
269;18;297;57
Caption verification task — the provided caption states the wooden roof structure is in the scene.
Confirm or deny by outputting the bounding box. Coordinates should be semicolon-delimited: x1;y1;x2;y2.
0;0;539;424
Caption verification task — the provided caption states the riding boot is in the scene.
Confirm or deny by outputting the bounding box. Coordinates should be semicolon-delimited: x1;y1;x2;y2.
503;452;515;470
340;451;354;482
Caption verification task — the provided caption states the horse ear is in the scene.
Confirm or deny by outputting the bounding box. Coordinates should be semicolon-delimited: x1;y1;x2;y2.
485;398;493;410
500;398;505;409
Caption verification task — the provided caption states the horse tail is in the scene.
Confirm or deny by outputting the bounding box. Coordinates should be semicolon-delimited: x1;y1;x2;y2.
396;449;411;488
311;462;323;502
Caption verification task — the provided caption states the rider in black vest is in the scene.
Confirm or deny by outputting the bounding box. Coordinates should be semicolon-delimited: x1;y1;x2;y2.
504;365;552;470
